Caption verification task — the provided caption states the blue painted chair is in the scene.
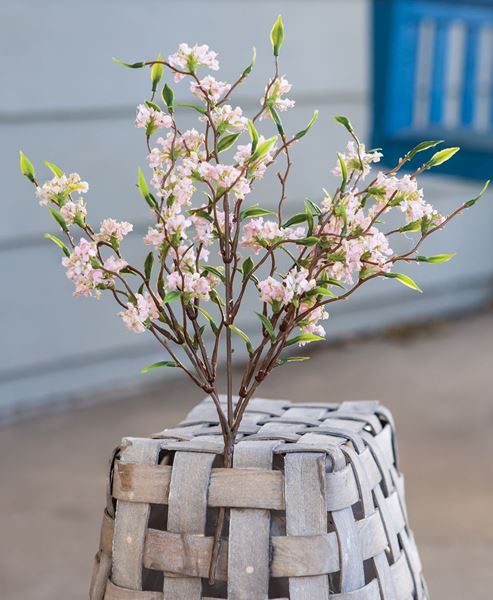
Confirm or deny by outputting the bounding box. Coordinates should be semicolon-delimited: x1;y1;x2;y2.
372;0;493;179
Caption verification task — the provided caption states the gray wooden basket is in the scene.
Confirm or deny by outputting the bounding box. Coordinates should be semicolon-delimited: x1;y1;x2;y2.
90;397;428;599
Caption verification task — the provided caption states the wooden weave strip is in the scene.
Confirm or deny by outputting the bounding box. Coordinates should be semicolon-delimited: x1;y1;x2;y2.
91;397;428;600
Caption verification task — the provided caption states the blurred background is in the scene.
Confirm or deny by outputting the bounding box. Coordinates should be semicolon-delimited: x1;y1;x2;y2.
1;0;492;598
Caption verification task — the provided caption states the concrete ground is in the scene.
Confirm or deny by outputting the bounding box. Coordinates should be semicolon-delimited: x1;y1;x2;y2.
0;312;492;599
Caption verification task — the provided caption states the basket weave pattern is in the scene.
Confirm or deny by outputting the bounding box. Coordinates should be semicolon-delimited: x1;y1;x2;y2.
90;397;428;599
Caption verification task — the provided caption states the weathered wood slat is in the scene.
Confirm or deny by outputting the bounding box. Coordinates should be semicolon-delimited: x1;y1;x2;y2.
112;459;382;512
161;450;215;599
285;453;330;599
112;438;162;590
228;440;277;599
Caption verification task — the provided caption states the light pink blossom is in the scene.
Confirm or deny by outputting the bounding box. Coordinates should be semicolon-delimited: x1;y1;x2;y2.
168;43;219;81
61;238;100;297
95;219;133;243
166;270;216;300
60;198;87;226
190;76;231;104
135;104;172;133
207;105;247;132
258;276;285;305
198;162;250;199
259;76;295;119
119;292;159;333
234;135;276;179
332;142;382;179
36;173;89;206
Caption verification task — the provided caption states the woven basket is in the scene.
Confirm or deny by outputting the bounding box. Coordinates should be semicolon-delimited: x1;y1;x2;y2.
90;397;428;599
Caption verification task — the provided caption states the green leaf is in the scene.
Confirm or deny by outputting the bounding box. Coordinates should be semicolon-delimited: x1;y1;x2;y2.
426;147;460;169
399;220;421;233
277;356;310;366
304;198;322;215
337;152;348;191
286;333;325;346
162;83;174;113
255;312;276;342
242;47;257;78
295;236;319;246
44;161;63;177
229;324;254;353
137;167;157;209
210;289;225;307
163;290;182;303
240;205;277;220
269;105;284;135
283;212;307;228
250;135;277;163
416;253;456;264
144;251;154;279
201;265;225;283
218;132;241;153
48;207;68;232
145;100;161;112
174;102;206;115
112;57;145;69
247;119;259;153
405;140;443;161
295;110;319;140
44;233;70;256
383;272;422;292
196;306;218;333
241;257;255;280
151;54;164;92
141;361;177;374
465;180;490;208
311;286;337;298
19;151;35;182
270;14;284;56
304;200;314;235
333;115;353;133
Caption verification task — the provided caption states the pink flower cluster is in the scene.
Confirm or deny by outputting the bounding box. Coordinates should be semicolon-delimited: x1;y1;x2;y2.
328;230;393;285
373;172;438;224
198;162;250;199
60;198;87;226
119;293;159;333
298;304;329;339
332;142;383;179
135;104;172;134
166;269;218;301
260;76;295;119
191;76;231;104
62;238;127;297
241;218;305;254
258;267;316;306
208;105;247;132
36;173;89;206
168;43;219;81
95;219;133;244
234;136;276;179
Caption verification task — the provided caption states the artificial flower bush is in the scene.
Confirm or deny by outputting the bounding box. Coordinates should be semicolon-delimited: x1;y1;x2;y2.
20;17;488;465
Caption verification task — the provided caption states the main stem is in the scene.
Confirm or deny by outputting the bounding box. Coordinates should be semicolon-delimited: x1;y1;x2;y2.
223;192;234;434
208;193;235;584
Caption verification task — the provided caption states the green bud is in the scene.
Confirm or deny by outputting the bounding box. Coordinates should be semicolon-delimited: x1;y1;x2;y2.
19;151;35;182
162;83;174;113
270;15;284;56
151;54;164;92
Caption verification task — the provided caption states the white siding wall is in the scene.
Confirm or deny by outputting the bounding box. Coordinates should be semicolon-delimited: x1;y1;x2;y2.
2;0;492;418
